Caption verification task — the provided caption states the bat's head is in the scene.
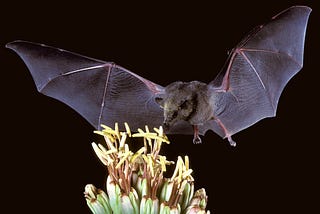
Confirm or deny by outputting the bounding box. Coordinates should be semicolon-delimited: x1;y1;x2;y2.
155;81;209;131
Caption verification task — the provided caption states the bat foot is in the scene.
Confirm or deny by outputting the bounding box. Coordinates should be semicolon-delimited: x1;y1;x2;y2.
193;135;202;144
227;136;236;147
192;125;202;144
215;119;236;146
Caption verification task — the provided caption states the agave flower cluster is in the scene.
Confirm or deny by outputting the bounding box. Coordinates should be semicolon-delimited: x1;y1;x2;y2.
84;123;210;214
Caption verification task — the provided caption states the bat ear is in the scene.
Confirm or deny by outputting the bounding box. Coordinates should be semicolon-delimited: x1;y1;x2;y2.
155;94;165;108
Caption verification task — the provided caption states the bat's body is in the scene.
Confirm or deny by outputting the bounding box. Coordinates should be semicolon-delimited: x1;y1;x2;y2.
7;6;311;145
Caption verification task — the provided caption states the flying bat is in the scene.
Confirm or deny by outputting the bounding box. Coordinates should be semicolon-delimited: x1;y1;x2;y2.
6;6;311;146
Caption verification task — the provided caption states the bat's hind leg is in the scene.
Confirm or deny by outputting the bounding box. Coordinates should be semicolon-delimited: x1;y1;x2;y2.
226;136;236;147
215;119;236;147
192;125;202;144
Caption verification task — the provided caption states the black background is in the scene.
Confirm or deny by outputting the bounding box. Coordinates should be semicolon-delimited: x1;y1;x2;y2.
1;1;319;213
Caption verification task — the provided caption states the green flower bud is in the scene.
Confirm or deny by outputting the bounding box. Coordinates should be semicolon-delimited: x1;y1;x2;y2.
185;188;209;214
84;184;112;214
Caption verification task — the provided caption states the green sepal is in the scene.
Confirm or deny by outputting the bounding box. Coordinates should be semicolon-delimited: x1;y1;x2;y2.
169;206;179;214
159;180;169;203
129;188;140;214
151;198;159;214
179;182;192;211
140;197;147;214
86;200;107;214
106;176;122;213
140;197;160;214
96;190;112;213
121;195;135;214
164;182;174;202
135;176;143;198
160;180;175;203
160;203;170;214
141;178;149;197
199;198;207;210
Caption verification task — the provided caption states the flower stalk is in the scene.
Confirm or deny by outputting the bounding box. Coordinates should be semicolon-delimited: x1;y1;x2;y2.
84;123;210;214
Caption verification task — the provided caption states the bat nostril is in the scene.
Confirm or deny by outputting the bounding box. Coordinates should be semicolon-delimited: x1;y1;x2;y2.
163;122;170;132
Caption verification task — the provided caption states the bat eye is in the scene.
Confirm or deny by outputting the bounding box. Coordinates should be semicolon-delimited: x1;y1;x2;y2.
180;100;188;109
172;111;178;119
155;96;164;106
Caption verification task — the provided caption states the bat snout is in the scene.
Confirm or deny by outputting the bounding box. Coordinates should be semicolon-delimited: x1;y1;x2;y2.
162;117;178;132
162;121;171;132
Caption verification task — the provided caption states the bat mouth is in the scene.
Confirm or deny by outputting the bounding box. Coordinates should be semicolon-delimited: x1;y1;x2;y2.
162;117;180;132
162;119;179;132
162;122;171;132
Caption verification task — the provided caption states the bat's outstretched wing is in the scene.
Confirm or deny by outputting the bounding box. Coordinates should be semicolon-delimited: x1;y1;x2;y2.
203;6;311;143
7;41;164;130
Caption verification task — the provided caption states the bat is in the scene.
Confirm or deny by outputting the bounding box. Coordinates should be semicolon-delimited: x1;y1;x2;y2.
6;6;311;146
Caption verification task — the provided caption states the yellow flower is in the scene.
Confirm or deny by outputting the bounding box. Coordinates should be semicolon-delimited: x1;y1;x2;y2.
85;123;210;214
